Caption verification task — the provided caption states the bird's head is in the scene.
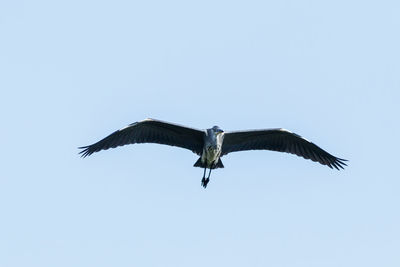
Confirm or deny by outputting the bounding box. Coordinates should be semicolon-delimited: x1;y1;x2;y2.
212;126;224;135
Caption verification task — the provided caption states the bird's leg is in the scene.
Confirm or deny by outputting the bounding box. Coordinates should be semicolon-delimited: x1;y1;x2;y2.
201;168;208;188
201;168;211;188
207;168;212;179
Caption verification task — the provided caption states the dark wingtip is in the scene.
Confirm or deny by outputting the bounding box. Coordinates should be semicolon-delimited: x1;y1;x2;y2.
78;146;92;158
333;157;348;170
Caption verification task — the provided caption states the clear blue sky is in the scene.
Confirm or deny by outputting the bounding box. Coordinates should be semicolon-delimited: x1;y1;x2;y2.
1;0;399;266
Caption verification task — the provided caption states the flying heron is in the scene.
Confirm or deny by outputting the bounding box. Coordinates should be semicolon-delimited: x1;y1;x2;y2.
79;118;347;188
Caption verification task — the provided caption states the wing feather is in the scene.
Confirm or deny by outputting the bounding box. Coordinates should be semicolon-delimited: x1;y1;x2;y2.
222;128;347;169
79;118;204;157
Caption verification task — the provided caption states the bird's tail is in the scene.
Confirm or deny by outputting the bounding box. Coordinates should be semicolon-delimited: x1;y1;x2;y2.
193;158;205;168
214;158;224;169
193;158;224;169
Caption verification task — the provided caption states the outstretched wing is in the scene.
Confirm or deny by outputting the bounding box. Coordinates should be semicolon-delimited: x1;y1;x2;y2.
79;118;204;157
222;129;347;170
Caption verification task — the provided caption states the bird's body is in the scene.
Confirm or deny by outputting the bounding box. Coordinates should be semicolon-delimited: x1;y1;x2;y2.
200;127;224;168
79;118;347;188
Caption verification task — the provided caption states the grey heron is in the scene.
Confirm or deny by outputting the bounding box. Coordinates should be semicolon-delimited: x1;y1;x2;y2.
79;118;347;188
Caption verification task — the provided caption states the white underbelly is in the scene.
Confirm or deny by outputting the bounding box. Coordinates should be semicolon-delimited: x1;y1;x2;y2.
202;146;221;166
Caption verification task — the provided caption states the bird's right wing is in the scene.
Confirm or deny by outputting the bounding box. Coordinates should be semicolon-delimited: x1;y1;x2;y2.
221;129;347;170
79;119;204;157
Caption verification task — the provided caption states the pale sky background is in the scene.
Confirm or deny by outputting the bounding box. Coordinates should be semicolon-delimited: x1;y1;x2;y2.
1;0;399;266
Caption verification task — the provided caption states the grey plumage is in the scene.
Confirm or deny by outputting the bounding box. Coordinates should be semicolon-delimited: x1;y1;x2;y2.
222;129;347;170
79;119;204;157
79;118;347;187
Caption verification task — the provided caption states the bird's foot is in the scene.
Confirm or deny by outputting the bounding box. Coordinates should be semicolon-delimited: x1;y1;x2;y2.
201;177;210;188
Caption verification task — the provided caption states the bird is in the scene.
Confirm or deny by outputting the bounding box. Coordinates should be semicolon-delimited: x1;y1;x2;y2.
79;118;347;188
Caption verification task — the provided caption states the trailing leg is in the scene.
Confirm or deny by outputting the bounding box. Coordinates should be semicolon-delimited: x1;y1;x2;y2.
201;168;209;188
201;168;212;188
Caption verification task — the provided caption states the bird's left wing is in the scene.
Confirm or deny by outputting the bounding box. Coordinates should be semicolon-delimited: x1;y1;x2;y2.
79;118;204;157
221;129;347;170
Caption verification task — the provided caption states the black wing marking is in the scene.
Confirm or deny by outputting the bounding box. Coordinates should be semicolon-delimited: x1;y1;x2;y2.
222;129;347;170
79;118;204;157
